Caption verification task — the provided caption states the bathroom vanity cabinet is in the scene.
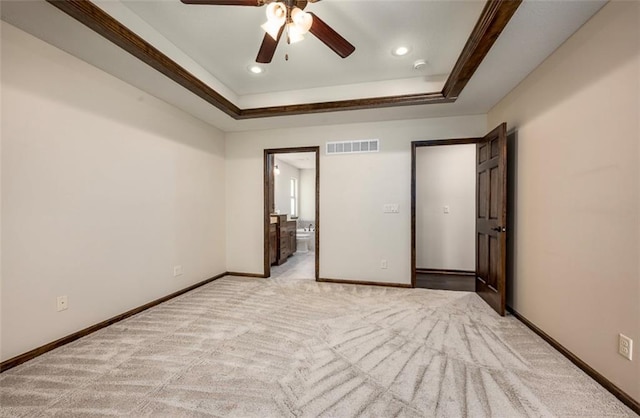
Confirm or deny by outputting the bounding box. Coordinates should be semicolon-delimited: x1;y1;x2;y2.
271;215;297;265
269;224;277;265
280;221;297;263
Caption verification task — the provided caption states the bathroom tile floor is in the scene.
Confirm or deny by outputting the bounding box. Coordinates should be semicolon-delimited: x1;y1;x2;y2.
270;251;315;280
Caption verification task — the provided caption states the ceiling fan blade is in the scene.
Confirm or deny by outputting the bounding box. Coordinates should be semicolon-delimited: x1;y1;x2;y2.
180;0;261;5
256;26;284;63
308;13;355;59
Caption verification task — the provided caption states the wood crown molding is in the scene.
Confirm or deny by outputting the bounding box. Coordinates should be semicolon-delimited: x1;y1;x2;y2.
46;0;521;119
443;0;522;99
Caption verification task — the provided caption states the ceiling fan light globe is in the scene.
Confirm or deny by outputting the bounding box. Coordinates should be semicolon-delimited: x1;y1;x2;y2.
291;7;312;34
287;23;305;43
261;20;284;40
265;2;286;22
289;33;305;44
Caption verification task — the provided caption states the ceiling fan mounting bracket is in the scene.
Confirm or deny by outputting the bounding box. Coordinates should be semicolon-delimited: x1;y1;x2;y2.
259;0;301;6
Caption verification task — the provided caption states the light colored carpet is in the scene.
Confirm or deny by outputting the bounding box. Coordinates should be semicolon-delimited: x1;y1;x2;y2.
0;274;635;417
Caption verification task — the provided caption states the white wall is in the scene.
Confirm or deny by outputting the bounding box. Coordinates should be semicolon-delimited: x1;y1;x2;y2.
415;144;475;271
273;158;299;217
489;1;639;400
225;116;487;283
1;23;226;361
299;168;316;223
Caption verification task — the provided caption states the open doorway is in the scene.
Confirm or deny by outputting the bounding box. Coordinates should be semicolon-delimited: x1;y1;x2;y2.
411;124;509;316
263;147;319;280
414;141;477;291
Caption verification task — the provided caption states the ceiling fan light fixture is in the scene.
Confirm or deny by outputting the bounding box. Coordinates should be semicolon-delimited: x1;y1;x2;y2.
287;22;306;44
261;20;283;40
262;2;286;40
291;7;312;34
182;0;356;64
265;1;286;22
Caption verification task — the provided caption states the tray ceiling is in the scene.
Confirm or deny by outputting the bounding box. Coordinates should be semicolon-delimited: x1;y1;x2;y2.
1;0;607;131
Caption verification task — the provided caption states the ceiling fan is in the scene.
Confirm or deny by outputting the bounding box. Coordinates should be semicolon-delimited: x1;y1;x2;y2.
180;0;356;64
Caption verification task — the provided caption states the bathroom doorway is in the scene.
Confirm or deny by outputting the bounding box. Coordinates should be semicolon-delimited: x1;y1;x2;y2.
263;147;319;280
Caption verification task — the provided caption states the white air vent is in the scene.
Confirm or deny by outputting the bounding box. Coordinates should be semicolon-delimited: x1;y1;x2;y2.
326;139;379;155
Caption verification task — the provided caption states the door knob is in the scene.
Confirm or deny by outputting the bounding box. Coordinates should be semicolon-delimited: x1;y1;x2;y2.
492;226;506;232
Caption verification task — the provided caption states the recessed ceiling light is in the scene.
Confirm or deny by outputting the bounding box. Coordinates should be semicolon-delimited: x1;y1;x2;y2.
247;65;264;74
392;46;410;56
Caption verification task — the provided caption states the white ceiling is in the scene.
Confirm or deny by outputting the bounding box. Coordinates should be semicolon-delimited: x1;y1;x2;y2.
1;0;607;132
119;0;484;96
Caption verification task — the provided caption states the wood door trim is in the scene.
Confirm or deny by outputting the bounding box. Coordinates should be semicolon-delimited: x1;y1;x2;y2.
45;0;521;119
411;138;483;288
263;147;320;280
416;268;475;277
508;307;640;415
318;278;412;289
0;272;228;373
226;272;268;278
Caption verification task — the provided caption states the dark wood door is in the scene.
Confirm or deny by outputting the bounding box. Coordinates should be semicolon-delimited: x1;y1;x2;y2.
476;123;507;316
268;154;275;214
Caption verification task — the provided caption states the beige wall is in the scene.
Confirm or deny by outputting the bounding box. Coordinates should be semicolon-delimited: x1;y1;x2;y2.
489;1;640;400
415;144;476;271
1;23;227;361
225;116;487;283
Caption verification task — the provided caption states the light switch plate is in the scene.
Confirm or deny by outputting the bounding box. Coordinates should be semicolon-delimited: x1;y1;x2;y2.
383;204;399;213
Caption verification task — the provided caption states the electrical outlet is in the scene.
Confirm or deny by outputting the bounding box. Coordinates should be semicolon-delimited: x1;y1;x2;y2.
618;334;633;360
444;205;450;214
381;259;388;269
56;296;68;312
173;265;183;277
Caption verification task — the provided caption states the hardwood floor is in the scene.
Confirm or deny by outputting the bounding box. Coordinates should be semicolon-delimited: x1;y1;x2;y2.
416;273;475;291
